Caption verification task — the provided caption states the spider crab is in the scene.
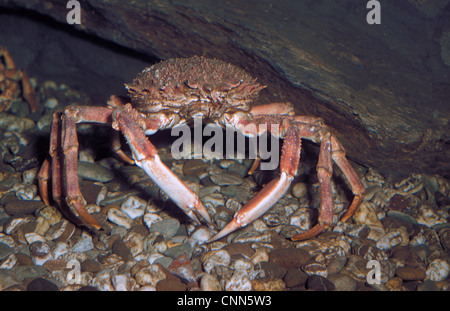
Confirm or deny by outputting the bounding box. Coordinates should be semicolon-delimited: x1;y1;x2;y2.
0;46;38;113
38;56;365;242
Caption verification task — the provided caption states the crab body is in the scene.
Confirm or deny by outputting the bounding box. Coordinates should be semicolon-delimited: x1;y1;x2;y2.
38;56;365;242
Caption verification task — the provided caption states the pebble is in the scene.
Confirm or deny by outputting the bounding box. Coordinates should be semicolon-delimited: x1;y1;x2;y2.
425;259;449;281
395;265;426;281
70;233;94;253
200;273;222;291
4;200;44;216
111;239;132;262
0;242;14;261
149;218;180;239
155;277;186;291
13;265;48;281
327;273;357;291
120;195;147;219
268;248;311;270
0;269;20;290
306;275;335;291
107;207;133;229
210;172;243;186
202;250;231;274
252;277;285;291
77;161;114;183
29;241;53;265
376;228;408;251
225;270;252;291
415;204;447;227
260;262;286;279
291;182;308;201
283;268;308;287
134;264;167;287
303;262;328;277
111;272;136;291
27;278;58;291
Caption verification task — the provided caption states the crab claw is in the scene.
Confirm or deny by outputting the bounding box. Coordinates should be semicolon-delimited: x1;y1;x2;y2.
209;172;292;242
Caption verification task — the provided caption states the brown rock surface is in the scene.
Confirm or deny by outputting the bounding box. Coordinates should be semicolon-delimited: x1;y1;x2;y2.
0;0;449;175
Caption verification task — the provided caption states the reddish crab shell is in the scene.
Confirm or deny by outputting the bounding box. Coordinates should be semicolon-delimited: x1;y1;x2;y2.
125;56;265;119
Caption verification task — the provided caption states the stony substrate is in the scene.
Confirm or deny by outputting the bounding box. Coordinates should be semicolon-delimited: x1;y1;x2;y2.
0;81;449;291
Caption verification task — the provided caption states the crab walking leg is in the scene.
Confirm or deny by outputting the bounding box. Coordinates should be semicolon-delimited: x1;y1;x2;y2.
37;158;51;205
329;135;365;222
113;107;213;227
38;112;64;208
209;125;302;242
291;131;334;241
250;102;294;116
61;107;115;229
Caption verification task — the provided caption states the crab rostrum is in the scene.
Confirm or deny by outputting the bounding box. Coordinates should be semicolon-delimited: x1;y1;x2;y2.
38;56;365;242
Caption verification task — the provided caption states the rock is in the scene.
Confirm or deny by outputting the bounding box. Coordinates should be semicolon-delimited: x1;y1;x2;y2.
303;262;328;278
224;270;252;291
415;204;447;227
183;159;209;177
26;278;58;291
252;277;285;291
81;259;100;274
385;277;404;291
134;264;167;287
70;233;94;253
120;195;147;219
200;273;222;291
223;242;255;259
425;259;449;282
376;228;409;251
77;161;114;182
260;262;287;279
111;272;137;291
284;269;308;288
395;266;427;281
226;162;248;177
0;242;14;261
107;207;133;229
164;243;192;260
210;172;243;186
156;277;186;291
306;275;335;291
202;250;231;274
111;239;132;262
29;241;53;266
4;200;44;216
326;257;347;275
268;248;311;270
148;218;180;239
0;269;20;290
13;265;48;281
327;273;357;291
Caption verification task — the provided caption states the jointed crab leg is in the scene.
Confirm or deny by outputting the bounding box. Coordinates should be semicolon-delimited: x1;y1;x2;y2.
113;105;214;227
211;110;365;241
209;124;301;241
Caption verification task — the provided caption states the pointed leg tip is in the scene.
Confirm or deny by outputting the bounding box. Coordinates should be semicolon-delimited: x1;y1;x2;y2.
207;219;243;243
291;224;325;241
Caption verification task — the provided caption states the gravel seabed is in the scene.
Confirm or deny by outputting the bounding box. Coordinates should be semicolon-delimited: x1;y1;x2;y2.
0;80;449;291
